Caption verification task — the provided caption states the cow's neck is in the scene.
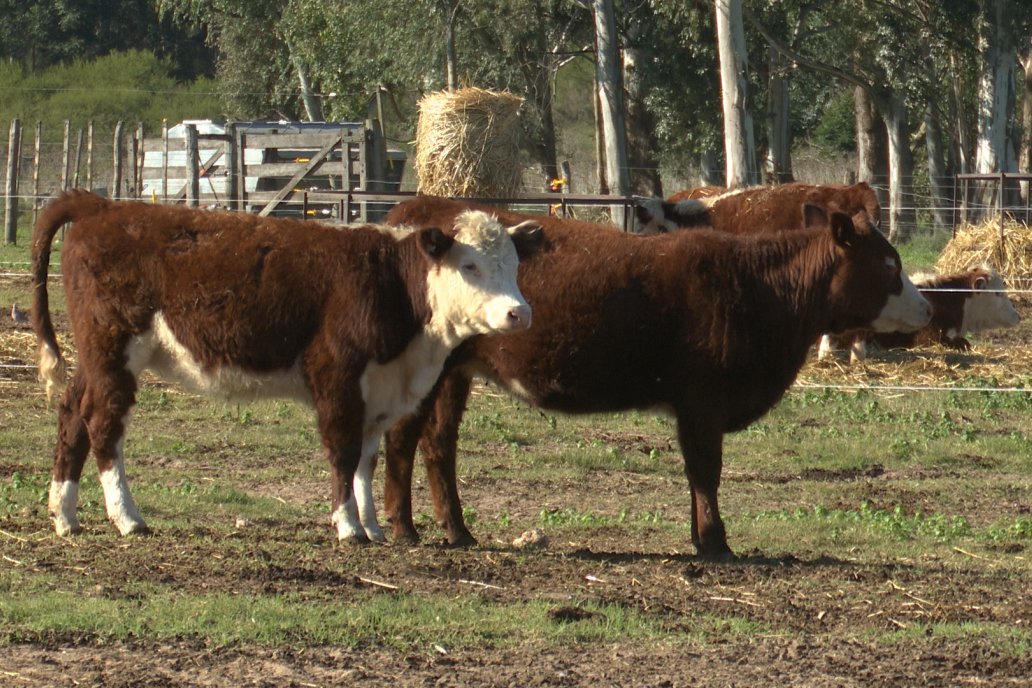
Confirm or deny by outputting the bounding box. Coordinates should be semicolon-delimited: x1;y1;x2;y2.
754;233;837;348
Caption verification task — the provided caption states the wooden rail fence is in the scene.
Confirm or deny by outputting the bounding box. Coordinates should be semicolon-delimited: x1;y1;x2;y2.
2;118;400;244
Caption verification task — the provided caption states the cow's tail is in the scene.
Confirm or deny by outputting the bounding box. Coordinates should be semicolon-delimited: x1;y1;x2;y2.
31;190;107;404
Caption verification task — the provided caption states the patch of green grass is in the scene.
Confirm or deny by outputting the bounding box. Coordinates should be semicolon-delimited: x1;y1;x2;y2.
896;230;949;272
745;502;972;542
0;220;36;266
876;622;1030;658
0;589;669;649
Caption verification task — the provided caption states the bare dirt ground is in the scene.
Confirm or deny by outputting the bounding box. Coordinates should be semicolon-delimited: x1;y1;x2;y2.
2;523;1030;687
2;287;1031;687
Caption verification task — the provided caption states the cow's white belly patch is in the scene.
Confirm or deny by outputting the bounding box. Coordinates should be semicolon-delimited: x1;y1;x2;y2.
359;332;448;438
124;312;311;403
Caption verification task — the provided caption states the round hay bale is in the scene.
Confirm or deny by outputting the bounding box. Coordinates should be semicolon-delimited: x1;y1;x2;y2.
936;218;1032;289
414;88;524;198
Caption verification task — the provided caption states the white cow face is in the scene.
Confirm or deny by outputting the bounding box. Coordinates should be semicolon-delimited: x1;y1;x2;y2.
425;210;538;345
962;271;1021;333
868;261;932;333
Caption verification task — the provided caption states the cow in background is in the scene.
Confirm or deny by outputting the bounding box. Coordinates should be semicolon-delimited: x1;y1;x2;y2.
382;196;930;556
32;190;540;542
635;181;882;235
819;266;1021;362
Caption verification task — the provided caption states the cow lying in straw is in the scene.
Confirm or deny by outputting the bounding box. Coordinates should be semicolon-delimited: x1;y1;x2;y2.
819;266;1021;362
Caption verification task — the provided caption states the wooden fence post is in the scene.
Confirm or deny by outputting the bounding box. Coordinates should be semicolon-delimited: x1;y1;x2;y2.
4;118;22;245
185;123;199;207
134;122;144;198
61;120;71;190
225;122;238;211
72;129;84;188
112;120;125;199
32;122;41;227
86;121;94;190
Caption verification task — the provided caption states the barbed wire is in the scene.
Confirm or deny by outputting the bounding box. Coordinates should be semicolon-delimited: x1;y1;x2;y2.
792;382;1031;394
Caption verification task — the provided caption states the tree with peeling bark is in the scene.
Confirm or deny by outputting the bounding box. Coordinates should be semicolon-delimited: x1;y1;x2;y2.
715;0;758;188
1020;37;1032;203
973;0;1019;219
569;0;631;215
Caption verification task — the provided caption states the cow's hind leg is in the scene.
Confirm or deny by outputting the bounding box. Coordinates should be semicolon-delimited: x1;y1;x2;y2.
384;411;426;544
88;366;147;535
676;411;731;557
417;373;476;547
49;372;91;535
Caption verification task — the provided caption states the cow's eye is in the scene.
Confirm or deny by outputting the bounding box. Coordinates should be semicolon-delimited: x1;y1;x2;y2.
462;263;481;277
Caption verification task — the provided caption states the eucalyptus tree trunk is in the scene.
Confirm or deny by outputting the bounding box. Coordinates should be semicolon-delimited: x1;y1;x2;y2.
592;0;630;225
623;18;663;196
699;149;722;186
444;2;459;90
764;44;792;183
881;93;915;242
854;86;888;208
715;0;757;188
920;44;952;231
293;58;324;121
1019;40;1032;203
973;0;1017;220
525;65;560;186
924;100;951;231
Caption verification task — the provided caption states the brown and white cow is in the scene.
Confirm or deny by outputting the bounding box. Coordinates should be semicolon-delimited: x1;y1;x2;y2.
819;266;1021;361
381;196;931;556
31;190;540;542
635;181;882;235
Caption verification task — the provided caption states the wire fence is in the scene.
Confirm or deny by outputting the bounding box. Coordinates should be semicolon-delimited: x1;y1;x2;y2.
3;262;1029;397
3;127;1031;397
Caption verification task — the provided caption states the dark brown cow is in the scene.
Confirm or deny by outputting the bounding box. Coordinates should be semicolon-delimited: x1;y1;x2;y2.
382;196;931;555
820;266;1021;361
635;182;882;235
32;190;540;542
636;182;889;360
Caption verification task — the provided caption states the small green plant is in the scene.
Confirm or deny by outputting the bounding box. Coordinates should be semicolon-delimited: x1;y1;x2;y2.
748;502;972;542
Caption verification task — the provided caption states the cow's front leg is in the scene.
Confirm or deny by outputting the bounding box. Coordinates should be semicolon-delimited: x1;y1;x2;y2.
352;436;386;542
328;441;366;543
315;391;367;543
418;372;476;547
676;411;732;558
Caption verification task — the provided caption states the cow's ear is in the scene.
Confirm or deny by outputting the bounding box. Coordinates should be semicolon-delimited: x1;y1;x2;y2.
634;198;664;228
802;203;829;231
828;211;858;248
507;220;543;258
973;275;988;290
417;226;455;260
